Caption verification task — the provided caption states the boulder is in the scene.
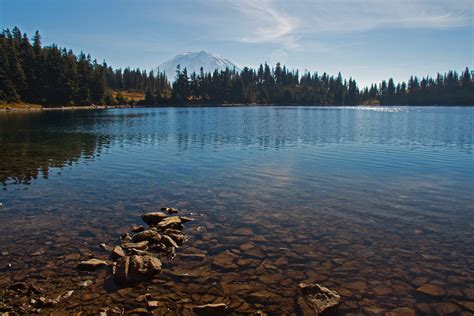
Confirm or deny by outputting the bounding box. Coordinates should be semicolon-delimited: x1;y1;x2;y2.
121;240;149;250
156;216;182;229
113;255;162;284
296;283;340;316
141;212;168;225
77;258;108;271
111;246;125;260
132;230;162;243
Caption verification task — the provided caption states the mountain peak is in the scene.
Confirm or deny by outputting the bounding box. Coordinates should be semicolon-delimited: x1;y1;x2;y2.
158;51;240;79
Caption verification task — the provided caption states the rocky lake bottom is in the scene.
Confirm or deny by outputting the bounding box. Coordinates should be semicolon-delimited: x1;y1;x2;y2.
0;198;472;315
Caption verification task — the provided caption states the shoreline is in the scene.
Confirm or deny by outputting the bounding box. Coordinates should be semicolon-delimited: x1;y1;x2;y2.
0;104;133;113
2;103;474;113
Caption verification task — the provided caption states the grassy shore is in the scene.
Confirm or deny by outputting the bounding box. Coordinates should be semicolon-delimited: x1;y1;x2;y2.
0;103;43;112
0;103;135;112
111;90;145;101
0;90;145;112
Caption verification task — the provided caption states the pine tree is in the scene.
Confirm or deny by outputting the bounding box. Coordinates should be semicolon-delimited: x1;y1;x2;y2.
0;34;19;101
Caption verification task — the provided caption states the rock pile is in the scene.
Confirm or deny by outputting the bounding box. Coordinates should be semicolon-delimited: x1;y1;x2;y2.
77;207;193;285
113;207;193;284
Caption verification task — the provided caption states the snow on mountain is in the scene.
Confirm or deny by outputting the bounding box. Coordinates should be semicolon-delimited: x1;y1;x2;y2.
157;51;240;80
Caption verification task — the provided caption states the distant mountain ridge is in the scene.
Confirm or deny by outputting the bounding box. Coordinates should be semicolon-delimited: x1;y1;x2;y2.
157;51;240;80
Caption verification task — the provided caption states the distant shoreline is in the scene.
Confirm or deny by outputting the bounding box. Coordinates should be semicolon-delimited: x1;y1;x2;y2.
2;103;474;113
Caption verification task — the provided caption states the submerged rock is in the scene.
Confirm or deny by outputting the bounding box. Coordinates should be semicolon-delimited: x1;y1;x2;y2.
161;235;179;248
128;248;155;257
36;296;48;307
130;225;145;233
345;280;367;291
416;283;446;297
166;245;177;260
193;303;228;315
386;307;416;316
77;258;108;271
9;282;27;291
113;255;162;284
141;212;168;225
127;307;149;314
296;283;340;316
100;243;110;251
165;229;187;245
147;300;165;308
212;251;238;270
457;301;474;312
120;233;132;242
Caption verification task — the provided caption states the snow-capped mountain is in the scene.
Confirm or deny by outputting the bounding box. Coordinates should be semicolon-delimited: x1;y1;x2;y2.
157;51;240;80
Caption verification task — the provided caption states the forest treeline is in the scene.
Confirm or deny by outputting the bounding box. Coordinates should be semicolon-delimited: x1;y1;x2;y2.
1;27;473;106
0;27;169;106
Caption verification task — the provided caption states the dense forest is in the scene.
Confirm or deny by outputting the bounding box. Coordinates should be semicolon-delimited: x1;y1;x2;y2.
0;27;170;106
1;27;473;106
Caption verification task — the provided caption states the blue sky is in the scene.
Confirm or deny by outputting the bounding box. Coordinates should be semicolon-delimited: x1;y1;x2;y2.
1;0;473;87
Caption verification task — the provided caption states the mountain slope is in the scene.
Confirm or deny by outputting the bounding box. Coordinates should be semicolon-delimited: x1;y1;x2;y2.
158;51;240;79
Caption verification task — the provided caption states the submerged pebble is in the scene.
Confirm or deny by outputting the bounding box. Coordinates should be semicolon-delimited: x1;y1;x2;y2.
77;259;108;271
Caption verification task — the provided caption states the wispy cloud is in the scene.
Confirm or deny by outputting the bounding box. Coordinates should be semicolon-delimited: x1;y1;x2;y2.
295;0;473;32
222;0;473;50
229;0;299;49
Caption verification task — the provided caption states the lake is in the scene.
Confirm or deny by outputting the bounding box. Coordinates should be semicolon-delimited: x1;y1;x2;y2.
0;106;473;314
